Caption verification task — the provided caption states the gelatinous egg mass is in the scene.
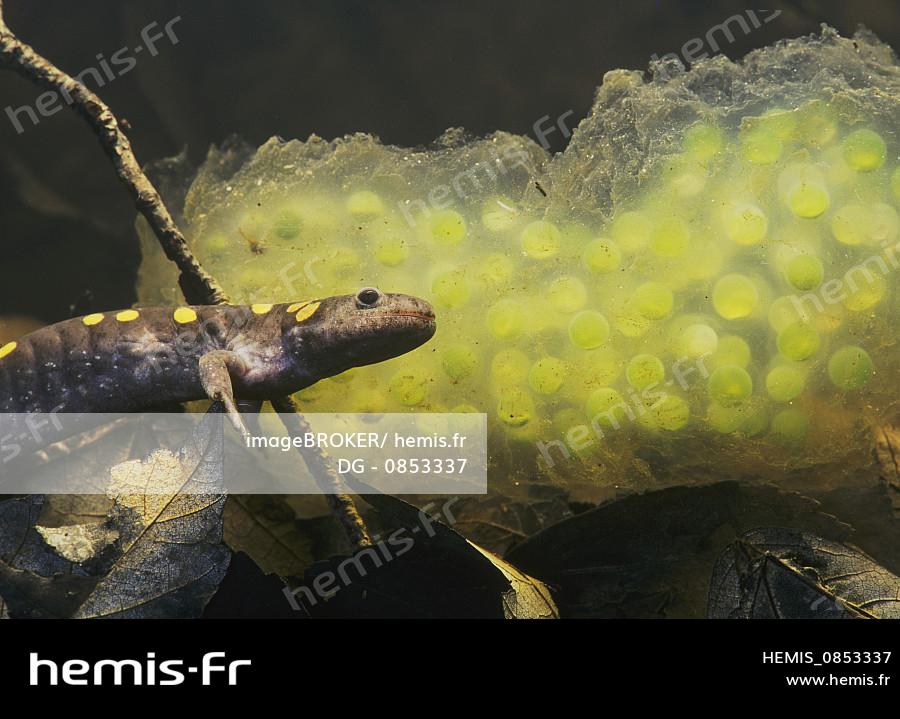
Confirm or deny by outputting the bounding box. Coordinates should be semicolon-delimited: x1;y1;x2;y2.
136;29;897;494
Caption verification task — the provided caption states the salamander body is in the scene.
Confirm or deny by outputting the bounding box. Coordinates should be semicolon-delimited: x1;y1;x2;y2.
0;288;435;414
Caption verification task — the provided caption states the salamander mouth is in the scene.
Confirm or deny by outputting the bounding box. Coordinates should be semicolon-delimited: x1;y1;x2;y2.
381;311;436;322
369;310;436;343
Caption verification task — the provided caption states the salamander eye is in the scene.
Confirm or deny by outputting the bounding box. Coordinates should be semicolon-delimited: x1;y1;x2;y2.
356;287;382;308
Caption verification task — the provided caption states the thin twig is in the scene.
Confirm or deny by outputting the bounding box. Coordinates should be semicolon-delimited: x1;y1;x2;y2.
271;396;372;547
0;3;371;549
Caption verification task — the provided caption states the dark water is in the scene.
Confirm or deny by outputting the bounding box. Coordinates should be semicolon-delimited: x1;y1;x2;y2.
0;0;897;324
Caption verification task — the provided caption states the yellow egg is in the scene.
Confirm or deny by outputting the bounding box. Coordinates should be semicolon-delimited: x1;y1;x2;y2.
724;204;767;246
496;387;535;427
631;282;674;320
650;217;690;257
740;128;783;164
475;253;514;286
673;323;718;360
582;238;622;273
521;220;561;259
708;365;753;406
787;181;830;218
707;335;750;370
442;344;480;381
491;349;531;386
585;388;628;430
713;274;759;320
346;190;384;216
528;357;568;395
610;211;652;253
486;299;526;338
431;269;472;308
683;123;723;161
771;408;809;445
842;270;886;311
650;395;691;431
374;238;409;266
768;295;809;332
766;364;806;402
388;370;430;406
828;345;874;390
831;204;870;246
569;311;610;349
613;311;652;339
784;254;824;291
796;103;837;148
777;322;821;361
546;276;588;313
626;354;665;390
429;210;467;245
842;128;886;171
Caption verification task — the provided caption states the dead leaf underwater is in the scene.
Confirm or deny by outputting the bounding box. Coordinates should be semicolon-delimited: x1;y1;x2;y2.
293;477;559;619
708;527;900;619
0;408;231;618
506;481;859;619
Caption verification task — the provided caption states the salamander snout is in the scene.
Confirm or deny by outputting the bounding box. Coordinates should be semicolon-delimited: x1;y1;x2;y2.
349;289;435;364
287;290;436;375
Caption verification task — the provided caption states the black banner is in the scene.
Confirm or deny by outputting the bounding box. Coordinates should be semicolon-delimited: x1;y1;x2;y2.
1;619;897;697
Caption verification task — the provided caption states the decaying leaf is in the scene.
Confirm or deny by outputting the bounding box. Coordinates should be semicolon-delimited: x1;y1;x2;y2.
0;495;95;618
708;527;900;619
507;482;854;618
71;409;231;618
469;542;558;619
38;494;114;528
36;523;119;564
0;560;96;618
0;494;44;564
297;479;558;618
809;483;900;577
0;495;91;619
223;495;316;580
0;411;234;618
437;485;575;556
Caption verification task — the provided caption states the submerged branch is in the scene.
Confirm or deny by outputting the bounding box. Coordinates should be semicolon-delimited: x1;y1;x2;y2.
271;396;372;547
0;4;371;550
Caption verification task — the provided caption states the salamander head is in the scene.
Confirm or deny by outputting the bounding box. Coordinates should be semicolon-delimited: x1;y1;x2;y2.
283;288;436;379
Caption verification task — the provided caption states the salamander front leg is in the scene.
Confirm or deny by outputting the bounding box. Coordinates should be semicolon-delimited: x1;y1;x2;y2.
198;350;251;441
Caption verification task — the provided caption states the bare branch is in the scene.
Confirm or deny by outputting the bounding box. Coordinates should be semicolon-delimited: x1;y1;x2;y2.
272;396;372;547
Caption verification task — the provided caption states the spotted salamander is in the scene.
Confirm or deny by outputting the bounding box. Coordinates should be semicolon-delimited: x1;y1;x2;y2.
0;287;435;416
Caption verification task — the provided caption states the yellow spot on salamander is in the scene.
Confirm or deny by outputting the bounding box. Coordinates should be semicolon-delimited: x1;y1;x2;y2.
116;309;140;322
83;313;104;326
0;341;16;359
295;302;321;323
173;307;198;324
286;301;309;313
251;303;273;314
